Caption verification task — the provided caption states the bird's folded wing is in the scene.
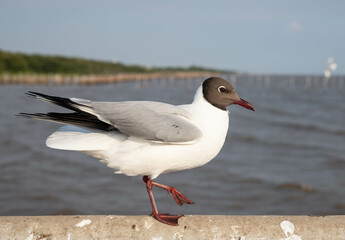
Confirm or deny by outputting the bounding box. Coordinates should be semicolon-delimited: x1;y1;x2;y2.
90;101;203;143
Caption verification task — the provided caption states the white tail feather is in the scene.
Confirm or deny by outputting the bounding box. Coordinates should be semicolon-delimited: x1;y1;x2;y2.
46;126;115;151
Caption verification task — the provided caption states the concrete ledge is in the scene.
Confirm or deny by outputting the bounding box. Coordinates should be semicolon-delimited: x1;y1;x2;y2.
0;215;344;240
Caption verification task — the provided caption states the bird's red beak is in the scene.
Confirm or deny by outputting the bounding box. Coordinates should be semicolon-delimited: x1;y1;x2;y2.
234;98;255;111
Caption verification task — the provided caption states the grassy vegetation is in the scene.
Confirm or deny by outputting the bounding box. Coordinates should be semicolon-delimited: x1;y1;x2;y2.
0;49;227;75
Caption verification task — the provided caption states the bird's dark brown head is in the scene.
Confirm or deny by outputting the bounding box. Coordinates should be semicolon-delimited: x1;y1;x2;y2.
202;77;255;111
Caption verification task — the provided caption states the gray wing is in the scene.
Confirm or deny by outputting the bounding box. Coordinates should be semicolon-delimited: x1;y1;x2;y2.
90;101;203;143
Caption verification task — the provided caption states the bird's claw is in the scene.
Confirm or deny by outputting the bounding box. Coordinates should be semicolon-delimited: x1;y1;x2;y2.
152;213;184;226
169;188;194;206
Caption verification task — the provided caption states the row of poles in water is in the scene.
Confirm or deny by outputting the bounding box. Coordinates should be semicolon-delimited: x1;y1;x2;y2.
129;74;345;90
239;75;345;90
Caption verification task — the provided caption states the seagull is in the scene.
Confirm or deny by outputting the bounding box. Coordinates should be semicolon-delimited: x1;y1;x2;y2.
18;77;255;226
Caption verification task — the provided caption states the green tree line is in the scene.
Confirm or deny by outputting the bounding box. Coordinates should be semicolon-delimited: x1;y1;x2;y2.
0;49;226;74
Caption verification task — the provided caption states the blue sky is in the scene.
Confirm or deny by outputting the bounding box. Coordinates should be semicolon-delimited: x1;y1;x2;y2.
1;1;344;75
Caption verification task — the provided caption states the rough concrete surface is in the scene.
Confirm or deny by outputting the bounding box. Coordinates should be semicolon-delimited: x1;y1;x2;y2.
0;215;344;240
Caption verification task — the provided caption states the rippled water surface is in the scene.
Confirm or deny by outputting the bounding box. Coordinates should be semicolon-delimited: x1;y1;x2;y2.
1;75;344;216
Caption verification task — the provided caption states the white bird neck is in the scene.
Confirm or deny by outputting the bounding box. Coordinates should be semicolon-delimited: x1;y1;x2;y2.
192;84;204;104
189;85;229;128
192;84;228;113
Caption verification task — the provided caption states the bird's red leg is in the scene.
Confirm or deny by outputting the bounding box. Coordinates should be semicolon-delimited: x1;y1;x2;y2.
143;176;183;226
150;181;194;206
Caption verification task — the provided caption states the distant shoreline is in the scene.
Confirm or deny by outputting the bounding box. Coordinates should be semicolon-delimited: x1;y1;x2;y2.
0;71;220;85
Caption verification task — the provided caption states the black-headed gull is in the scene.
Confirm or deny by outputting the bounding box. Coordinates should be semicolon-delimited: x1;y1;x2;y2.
19;77;255;226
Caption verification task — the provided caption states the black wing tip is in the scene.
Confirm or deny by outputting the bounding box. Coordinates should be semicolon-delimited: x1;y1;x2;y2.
25;91;37;98
16;112;29;118
25;91;45;99
25;91;49;99
16;112;42;118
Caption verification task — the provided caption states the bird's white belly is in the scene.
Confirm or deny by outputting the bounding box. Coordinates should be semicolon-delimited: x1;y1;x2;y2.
104;107;229;179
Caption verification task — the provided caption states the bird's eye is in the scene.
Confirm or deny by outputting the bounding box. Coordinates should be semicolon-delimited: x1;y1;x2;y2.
218;86;227;93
